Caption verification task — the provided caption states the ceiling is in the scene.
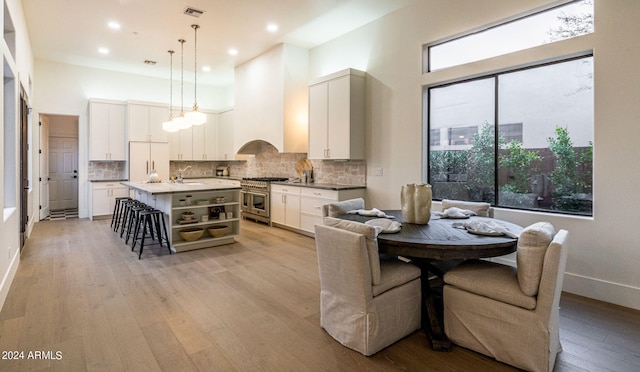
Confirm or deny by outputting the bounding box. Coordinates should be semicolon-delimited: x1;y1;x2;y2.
23;0;412;87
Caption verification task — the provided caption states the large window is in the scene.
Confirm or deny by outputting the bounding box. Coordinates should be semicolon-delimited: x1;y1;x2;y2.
427;56;593;215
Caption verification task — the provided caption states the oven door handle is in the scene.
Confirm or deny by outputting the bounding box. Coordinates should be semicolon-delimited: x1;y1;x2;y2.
244;190;268;197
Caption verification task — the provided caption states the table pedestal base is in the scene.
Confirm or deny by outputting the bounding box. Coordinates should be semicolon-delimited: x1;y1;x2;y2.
416;259;455;352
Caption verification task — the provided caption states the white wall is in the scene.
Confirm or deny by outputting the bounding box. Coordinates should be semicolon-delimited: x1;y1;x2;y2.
32;60;233;219
309;0;640;310
0;0;34;310
48;115;78;137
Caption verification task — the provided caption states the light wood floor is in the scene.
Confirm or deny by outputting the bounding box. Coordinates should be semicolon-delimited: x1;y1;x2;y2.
1;218;639;371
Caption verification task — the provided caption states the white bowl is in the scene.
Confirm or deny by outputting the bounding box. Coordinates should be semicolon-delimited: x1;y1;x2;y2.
182;212;196;220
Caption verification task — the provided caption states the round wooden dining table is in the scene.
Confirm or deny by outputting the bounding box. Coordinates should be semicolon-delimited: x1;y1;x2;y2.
337;210;523;351
340;210;523;260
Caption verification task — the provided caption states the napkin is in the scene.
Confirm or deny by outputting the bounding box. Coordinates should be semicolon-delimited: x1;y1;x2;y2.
364;218;402;233
436;207;477;219
453;220;519;238
347;208;396;219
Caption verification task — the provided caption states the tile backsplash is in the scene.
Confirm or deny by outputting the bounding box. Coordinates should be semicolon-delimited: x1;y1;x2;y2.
88;161;126;180
170;141;366;185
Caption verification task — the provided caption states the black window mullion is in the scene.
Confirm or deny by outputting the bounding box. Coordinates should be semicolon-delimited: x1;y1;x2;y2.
493;75;499;206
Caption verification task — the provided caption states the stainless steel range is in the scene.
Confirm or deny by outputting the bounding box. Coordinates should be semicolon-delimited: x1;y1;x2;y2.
240;177;289;225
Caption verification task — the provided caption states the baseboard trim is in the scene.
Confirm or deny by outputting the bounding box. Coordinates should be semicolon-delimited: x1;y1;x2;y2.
488;256;640;311
0;249;20;312
563;272;640;311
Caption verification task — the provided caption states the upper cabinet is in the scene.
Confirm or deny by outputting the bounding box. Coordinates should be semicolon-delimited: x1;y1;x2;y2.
234;43;308;153
168;126;194;160
308;69;365;160
127;102;169;143
89;99;126;161
217;109;235;160
192;112;218;160
169;111;233;161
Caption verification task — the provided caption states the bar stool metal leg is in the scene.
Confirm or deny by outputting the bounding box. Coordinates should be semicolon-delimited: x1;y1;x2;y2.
120;200;139;238
128;205;151;247
137;210;172;259
112;197;132;232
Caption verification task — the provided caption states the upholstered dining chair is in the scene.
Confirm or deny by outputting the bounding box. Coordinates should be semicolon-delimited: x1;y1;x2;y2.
442;222;569;372
441;199;494;217
322;198;365;218
314;217;422;356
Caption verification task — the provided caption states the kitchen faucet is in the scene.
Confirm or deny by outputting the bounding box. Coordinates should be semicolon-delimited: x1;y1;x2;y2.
176;166;192;183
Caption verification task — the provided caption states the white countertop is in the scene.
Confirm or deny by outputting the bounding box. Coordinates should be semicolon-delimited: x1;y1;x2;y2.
121;181;241;195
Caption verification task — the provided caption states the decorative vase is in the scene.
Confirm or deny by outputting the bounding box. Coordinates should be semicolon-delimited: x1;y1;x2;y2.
148;170;160;183
401;183;432;224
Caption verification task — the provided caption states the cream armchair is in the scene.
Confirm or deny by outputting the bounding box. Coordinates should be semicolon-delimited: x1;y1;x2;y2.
321;198;365;218
441;199;494;217
443;222;569;372
315;217;422;356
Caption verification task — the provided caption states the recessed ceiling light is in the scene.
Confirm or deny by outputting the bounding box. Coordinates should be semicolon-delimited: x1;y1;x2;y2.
202;66;211;72
98;47;109;54
228;48;238;56
267;23;278;33
108;21;121;30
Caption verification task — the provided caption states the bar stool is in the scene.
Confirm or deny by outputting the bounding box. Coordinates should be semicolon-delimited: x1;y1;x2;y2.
111;196;132;232
131;205;158;250
119;199;140;238
134;209;171;259
125;204;152;244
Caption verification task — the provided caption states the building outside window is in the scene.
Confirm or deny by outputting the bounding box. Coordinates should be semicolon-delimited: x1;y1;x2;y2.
424;0;594;215
427;56;593;215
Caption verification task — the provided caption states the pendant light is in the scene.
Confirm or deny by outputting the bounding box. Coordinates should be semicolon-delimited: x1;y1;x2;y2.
173;38;191;130
162;50;179;132
184;24;207;125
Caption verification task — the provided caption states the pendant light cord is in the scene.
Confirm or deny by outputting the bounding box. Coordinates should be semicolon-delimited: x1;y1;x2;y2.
168;50;174;118
192;24;199;109
178;39;186;114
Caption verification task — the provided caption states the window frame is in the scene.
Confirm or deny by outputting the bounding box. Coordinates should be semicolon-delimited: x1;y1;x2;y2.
425;54;594;216
424;0;594;73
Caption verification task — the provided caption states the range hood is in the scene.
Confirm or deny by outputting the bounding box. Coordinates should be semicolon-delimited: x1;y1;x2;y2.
236;140;276;155
233;43;309;154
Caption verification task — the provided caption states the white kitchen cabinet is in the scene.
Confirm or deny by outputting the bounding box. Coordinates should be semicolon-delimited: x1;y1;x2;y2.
89;100;126;161
271;184;301;229
90;182;128;220
129;142;170;182
216;109;235;160
308;69;365;160
191;113;218;160
168;126;194;160
128;102;169;143
299;187;365;235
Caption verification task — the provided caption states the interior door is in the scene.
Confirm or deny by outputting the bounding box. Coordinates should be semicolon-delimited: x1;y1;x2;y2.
39;115;50;219
49;137;78;210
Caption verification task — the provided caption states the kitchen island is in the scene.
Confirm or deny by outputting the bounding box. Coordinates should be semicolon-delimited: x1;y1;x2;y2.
121;181;241;252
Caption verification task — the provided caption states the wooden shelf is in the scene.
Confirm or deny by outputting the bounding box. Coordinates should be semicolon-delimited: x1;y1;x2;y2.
168;189;240;252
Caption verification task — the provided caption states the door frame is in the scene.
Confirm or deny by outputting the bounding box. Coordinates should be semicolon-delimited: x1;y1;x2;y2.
39;114;79;217
19;88;30;249
39;115;50;220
